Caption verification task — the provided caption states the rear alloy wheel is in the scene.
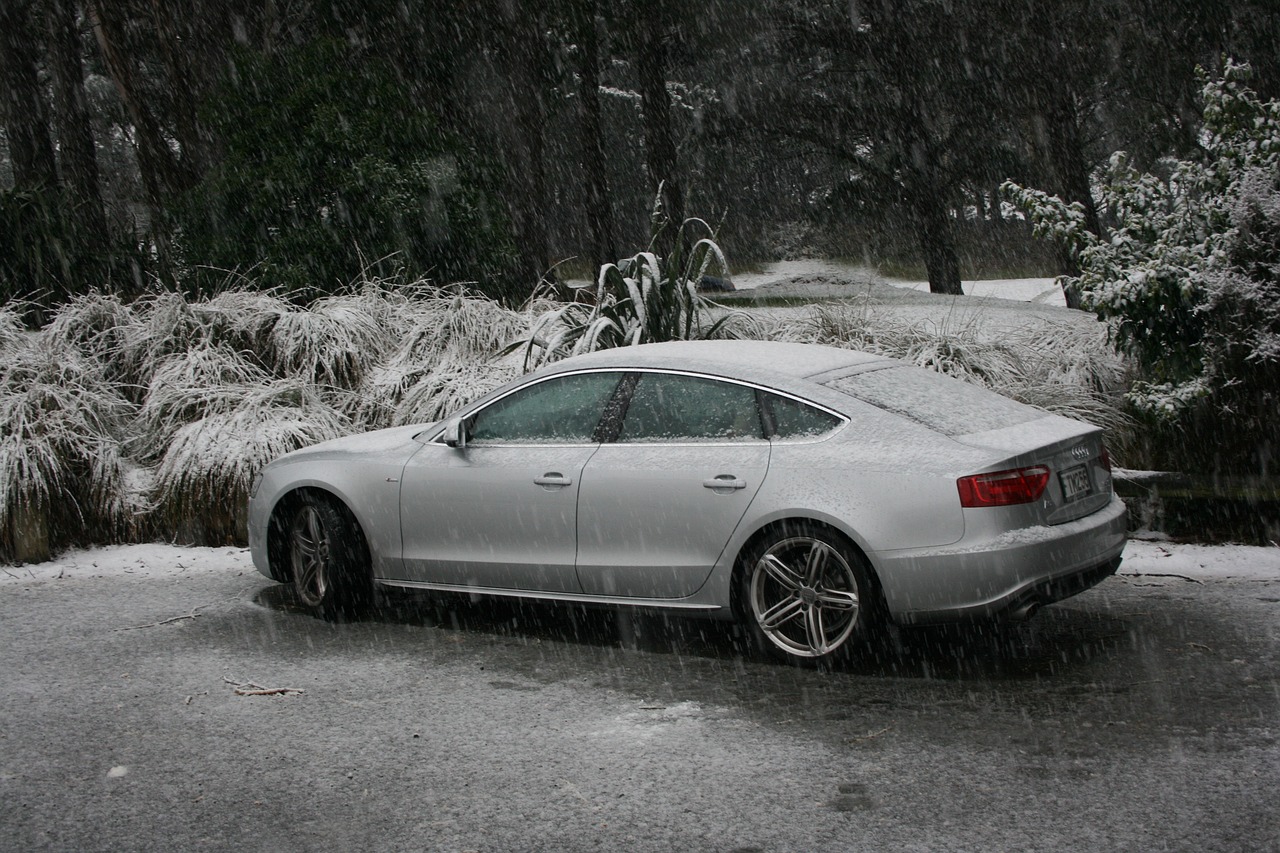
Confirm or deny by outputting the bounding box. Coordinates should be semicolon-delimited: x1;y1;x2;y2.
741;525;872;662
287;496;368;619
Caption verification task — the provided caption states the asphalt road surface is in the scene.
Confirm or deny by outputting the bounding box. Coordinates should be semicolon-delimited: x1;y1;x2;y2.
2;560;1277;852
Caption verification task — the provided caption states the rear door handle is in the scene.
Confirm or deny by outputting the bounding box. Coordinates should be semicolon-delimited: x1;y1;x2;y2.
534;473;572;489
703;475;747;491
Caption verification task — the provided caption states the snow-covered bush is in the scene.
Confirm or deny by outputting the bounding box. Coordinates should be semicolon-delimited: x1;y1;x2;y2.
767;303;1134;453
1005;62;1280;470
0;304;25;355
0;337;134;561
357;288;529;428
151;380;348;544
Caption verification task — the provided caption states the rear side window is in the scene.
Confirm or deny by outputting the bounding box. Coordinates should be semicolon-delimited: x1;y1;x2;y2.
763;392;842;439
827;366;1042;436
618;373;765;442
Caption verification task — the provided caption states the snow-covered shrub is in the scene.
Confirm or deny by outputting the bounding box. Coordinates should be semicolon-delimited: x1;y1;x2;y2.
266;293;394;391
0;304;26;355
359;289;528;428
151;380;348;544
1005;61;1280;470
521;220;743;368
767;303;1134;455
0;336;133;560
130;342;276;464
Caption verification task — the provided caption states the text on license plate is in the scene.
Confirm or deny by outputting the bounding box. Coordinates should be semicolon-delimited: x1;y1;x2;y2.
1060;464;1092;503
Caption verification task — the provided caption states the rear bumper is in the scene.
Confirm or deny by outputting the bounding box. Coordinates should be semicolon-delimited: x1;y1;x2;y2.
874;494;1128;625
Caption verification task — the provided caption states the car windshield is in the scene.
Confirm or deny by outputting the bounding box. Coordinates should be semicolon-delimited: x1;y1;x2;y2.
827;366;1042;435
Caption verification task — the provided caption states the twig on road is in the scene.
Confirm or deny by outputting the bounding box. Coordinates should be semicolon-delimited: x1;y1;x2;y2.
1120;572;1204;584
223;676;303;697
120;608;201;630
846;724;893;745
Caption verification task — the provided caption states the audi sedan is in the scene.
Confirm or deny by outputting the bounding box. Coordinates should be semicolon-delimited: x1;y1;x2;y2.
248;340;1127;662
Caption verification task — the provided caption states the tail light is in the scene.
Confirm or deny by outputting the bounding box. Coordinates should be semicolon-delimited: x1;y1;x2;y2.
958;466;1051;507
1100;446;1112;472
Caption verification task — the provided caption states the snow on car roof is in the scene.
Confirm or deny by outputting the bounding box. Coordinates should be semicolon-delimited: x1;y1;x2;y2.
550;340;888;380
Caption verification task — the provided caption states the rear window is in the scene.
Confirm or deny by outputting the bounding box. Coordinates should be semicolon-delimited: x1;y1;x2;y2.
827;366;1042;436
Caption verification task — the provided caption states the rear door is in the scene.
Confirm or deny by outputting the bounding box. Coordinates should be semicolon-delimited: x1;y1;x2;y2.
576;372;770;598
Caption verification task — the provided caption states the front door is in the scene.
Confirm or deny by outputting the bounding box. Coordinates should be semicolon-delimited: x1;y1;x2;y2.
398;371;623;592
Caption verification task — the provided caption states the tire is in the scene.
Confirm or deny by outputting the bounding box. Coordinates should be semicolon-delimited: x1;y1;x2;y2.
737;523;878;663
286;494;371;620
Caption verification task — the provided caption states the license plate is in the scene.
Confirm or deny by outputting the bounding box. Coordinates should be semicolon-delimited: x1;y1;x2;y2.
1060;464;1092;503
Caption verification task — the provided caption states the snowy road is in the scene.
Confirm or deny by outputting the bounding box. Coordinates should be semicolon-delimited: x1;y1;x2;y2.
2;544;1278;852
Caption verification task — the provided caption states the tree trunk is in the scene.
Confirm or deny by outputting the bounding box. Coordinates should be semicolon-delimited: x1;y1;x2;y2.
0;0;59;192
913;192;964;295
85;0;191;206
147;0;208;176
571;0;617;271
1034;78;1101;311
44;0;110;249
494;0;552;295
635;10;684;258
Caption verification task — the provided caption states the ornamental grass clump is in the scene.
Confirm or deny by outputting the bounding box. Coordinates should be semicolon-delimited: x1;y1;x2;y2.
267;293;395;391
360;289;528;428
0;337;133;560
151;379;348;543
130;342;275;464
0;304;25;355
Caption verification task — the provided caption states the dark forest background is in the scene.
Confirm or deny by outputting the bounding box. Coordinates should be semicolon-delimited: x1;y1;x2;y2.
2;0;1277;318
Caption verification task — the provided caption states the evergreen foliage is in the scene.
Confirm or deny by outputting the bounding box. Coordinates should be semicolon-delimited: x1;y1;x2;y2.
1006;62;1280;471
170;39;514;296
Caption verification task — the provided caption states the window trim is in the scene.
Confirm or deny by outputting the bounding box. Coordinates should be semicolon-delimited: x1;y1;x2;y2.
602;368;848;446
428;366;849;449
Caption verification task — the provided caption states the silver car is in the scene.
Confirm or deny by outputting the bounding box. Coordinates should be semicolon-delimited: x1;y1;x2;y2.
248;340;1127;662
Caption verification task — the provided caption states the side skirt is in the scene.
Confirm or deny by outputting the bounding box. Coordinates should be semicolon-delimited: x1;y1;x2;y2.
375;578;722;613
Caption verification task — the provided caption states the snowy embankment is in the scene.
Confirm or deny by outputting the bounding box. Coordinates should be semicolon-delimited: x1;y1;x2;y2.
3;537;1276;588
732;258;1067;306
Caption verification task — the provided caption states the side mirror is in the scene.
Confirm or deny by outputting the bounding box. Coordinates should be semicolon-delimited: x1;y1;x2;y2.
441;417;467;448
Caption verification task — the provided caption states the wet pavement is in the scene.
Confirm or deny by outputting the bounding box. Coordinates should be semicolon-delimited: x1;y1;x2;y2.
2;566;1277;851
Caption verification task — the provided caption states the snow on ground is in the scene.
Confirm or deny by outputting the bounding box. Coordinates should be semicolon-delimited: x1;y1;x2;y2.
729;259;1065;306
4;538;1276;588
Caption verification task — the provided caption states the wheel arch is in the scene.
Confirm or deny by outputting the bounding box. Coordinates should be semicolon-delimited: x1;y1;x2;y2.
265;486;372;584
727;515;889;625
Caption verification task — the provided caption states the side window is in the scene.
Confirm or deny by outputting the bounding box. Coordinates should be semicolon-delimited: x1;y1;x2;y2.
468;372;621;444
764;392;841;439
617;373;765;442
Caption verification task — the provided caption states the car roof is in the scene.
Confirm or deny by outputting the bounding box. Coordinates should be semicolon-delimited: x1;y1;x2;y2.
543;340;889;383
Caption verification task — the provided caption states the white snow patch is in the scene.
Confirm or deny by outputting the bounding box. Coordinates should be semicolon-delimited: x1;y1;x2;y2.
1;544;251;585
4;538;1276;591
727;260;1063;306
888;277;1066;306
1120;536;1280;582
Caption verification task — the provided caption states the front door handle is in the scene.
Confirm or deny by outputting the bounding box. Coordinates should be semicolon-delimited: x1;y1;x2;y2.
703;475;747;491
534;473;572;489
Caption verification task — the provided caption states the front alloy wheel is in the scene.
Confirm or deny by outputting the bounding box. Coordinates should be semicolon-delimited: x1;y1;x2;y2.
284;495;369;619
745;531;867;660
289;503;332;608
